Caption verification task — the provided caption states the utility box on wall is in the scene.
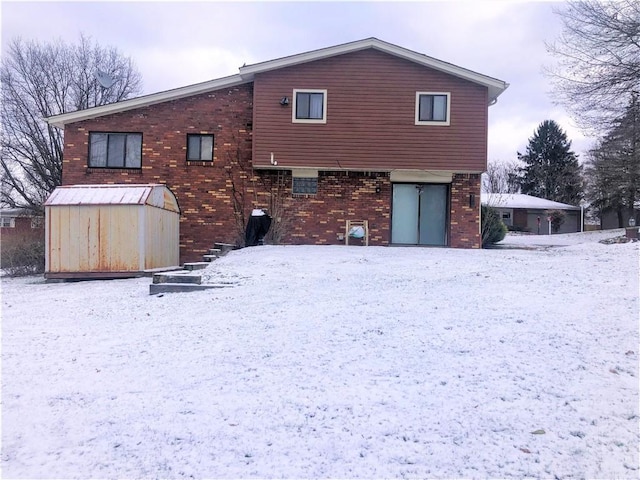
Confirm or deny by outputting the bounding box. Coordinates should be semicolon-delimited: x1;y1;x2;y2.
44;184;180;279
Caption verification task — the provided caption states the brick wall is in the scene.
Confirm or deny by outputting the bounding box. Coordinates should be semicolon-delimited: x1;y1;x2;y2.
0;217;44;247
513;209;529;230
62;84;255;263
256;171;391;246
449;174;481;248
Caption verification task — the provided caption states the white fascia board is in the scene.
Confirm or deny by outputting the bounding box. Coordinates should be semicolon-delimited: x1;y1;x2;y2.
240;37;509;102
47;74;248;128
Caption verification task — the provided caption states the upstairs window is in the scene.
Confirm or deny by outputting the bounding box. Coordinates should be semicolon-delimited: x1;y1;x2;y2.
415;92;450;126
293;89;327;124
89;132;142;168
187;134;214;161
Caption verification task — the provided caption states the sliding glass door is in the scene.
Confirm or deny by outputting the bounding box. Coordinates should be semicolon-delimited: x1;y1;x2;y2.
391;184;448;245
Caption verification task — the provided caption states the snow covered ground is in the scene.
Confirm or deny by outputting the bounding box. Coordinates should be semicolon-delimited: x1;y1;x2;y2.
1;230;638;479
498;228;628;247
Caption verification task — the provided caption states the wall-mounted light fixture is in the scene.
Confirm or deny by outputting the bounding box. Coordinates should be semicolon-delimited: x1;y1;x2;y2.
469;194;476;207
280;96;289;106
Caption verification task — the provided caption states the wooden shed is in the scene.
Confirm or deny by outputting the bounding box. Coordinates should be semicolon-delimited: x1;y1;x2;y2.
45;184;180;279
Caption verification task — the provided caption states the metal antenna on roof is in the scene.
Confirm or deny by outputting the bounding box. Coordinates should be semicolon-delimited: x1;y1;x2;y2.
94;69;116;89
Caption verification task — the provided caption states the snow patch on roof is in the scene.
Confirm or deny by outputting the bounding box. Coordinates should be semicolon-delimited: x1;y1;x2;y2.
481;193;580;211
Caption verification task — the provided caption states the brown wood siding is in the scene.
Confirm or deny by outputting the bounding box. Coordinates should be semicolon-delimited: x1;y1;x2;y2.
252;49;488;172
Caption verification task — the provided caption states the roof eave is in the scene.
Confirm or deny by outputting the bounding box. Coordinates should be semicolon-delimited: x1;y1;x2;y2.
47;38;509;128
239;37;509;102
46;74;248;128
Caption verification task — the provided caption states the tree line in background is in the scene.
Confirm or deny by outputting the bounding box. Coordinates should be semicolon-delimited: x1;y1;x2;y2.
0;1;637;231
484;0;639;230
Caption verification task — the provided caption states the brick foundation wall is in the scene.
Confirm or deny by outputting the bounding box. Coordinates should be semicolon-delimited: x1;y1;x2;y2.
256;171;391;246
449;173;481;248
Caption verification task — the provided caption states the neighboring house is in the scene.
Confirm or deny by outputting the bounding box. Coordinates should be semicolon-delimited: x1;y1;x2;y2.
47;38;509;263
0;208;44;242
481;193;582;234
600;205;640;230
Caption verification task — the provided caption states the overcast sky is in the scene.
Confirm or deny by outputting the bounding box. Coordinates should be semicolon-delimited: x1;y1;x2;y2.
1;0;593;163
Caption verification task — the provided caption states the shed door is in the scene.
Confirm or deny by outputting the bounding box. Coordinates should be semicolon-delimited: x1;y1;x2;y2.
392;184;448;245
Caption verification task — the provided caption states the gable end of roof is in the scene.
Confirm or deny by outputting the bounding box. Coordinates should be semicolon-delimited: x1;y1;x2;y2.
47;37;508;128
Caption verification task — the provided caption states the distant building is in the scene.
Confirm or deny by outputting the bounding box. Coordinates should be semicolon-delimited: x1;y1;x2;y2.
481;193;582;235
1;208;44;240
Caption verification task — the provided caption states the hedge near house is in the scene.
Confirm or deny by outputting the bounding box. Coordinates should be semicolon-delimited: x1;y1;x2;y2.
481;205;507;247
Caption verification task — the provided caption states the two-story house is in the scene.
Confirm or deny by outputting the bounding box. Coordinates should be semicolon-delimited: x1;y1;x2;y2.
47;38;508;263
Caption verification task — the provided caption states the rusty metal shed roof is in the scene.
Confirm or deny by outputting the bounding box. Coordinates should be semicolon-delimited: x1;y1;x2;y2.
45;184;180;213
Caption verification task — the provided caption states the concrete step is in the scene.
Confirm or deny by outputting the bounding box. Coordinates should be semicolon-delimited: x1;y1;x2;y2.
208;248;222;255
152;272;201;284
214;242;237;253
183;262;210;271
203;255;220;262
149;283;232;295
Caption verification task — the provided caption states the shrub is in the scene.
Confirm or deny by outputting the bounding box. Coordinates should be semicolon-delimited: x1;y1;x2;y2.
1;237;45;277
481;205;507;247
547;209;566;233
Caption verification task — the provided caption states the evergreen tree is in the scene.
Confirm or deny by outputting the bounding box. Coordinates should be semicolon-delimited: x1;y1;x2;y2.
516;120;583;205
585;93;640;227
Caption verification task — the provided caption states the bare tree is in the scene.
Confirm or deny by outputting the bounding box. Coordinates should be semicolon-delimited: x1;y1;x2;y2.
1;35;143;213
482;159;521;193
225;132;294;246
546;0;640;131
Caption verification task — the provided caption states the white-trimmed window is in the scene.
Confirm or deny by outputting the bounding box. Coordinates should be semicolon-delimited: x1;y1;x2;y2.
187;134;214;161
89;132;142;168
293;89;327;124
1;217;15;228
415;92;450;126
